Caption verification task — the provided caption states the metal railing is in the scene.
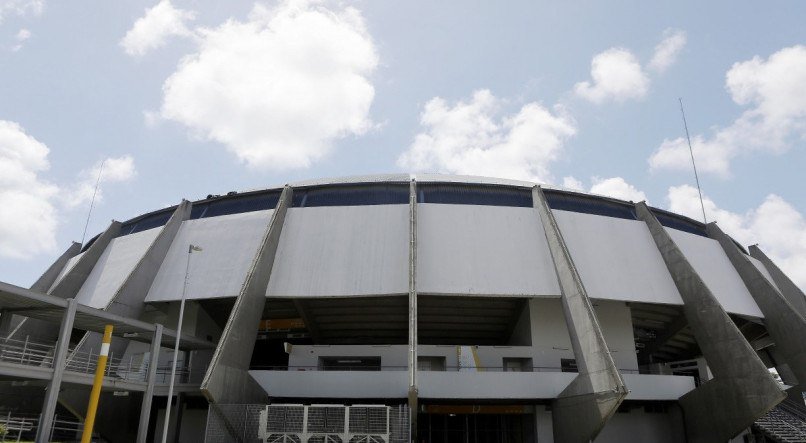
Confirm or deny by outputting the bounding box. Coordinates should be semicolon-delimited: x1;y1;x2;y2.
0;336;200;385
251;364;642;374
0;411;87;443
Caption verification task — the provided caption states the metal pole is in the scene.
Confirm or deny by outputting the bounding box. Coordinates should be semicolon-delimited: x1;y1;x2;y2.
80;324;113;443
137;324;163;443
679;97;707;223
161;244;199;443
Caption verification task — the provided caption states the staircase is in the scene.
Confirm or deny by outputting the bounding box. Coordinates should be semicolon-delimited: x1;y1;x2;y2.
754;398;806;442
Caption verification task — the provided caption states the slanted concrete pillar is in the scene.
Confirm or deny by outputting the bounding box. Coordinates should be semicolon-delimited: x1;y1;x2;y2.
635;202;784;442
35;298;77;443
73;200;191;362
137;323;163;443
708;224;806;389
407;179;419;441
30;242;81;293
533;187;627;442
748;245;806;318
51;221;122;300
58;203;190;440
201;186;292;404
6;230;113;342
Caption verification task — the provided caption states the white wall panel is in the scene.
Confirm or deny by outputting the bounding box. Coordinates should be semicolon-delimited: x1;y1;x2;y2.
75;228;160;308
48;252;84;293
554;211;683;305
417;204;559;296
749;255;780;291
267;206;409;297
145;210;272;302
666;228;763;318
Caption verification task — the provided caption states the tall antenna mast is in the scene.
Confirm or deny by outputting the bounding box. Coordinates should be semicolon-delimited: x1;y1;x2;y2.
679;98;707;223
81;159;105;245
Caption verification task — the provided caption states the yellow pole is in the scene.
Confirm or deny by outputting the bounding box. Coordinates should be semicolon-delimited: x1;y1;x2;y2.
81;325;113;443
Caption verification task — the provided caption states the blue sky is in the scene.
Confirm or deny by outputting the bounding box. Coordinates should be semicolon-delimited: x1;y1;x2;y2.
1;0;806;287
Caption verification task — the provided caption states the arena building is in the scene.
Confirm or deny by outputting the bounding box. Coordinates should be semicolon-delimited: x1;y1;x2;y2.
1;174;805;442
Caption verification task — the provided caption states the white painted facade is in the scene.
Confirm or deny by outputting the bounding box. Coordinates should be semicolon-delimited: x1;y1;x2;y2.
74;227;160;308
146;210;273;302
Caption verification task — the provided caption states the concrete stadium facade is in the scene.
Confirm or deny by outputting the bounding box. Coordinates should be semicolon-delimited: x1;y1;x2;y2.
1;173;805;442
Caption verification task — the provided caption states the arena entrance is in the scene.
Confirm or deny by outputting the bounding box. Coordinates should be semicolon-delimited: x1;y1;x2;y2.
417;405;535;443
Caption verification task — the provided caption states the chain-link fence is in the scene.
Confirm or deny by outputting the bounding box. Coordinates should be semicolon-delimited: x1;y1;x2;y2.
204;403;410;443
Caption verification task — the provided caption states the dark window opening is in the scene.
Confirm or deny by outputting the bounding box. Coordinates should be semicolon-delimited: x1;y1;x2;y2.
502;357;533;372
318;356;381;371
561;358;578;373
119;209;175;236
418;356;447;371
191;191;281;219
292;183;409;207
543;190;636;220
417;183;532;207
651;208;708;237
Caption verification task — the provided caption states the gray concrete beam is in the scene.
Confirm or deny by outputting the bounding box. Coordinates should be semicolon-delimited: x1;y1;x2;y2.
51;220;122;300
5;222;121;342
708;223;806;388
59;202;190;436
3;242;83;341
67;201;189;364
534;187;627;442
749;244;806;318
635;202;784;442
31;242;81;293
200;186;292;404
35;298;76;443
408;179;419;440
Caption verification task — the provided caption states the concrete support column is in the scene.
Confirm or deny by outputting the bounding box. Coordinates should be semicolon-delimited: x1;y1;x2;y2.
137;323;163;443
533;187;627;443
200;186;292;404
170;393;184;443
748;244;806;318
35;298;77;443
407;179;419;440
73;201;192;363
635;202;784;442
7;233;109;343
30;242;81;293
707;223;806;387
51;221;122;300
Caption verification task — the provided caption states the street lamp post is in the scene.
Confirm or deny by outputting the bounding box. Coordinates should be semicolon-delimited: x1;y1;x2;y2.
161;244;202;443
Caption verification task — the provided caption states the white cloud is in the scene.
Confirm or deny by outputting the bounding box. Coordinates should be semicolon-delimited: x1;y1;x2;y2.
121;0;195;57
574;48;649;104
63;155;137;208
10;27;30;51
0;120;58;259
648;29;687;73
561;175;647;202
0;0;43;24
397;90;576;183
667;184;806;289
561;176;584;192
589;176;647;202
650;45;806;177
15;28;29;40
159;0;378;170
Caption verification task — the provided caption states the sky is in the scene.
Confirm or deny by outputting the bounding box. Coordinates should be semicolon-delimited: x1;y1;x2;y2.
1;0;806;289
